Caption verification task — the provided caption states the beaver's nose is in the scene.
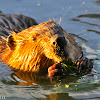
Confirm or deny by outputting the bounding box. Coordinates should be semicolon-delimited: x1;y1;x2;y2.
56;36;67;47
56;36;68;58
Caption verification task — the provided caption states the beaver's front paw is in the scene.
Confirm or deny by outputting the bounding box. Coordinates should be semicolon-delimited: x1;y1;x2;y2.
48;63;67;78
74;57;93;74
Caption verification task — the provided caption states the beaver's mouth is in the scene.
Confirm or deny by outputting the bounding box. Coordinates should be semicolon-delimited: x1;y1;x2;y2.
54;55;66;64
54;47;68;63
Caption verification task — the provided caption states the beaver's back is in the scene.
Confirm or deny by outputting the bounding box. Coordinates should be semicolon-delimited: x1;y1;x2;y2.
0;11;38;37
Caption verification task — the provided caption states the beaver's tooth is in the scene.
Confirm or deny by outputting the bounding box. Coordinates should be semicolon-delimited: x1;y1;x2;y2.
55;60;60;63
58;61;60;63
55;60;57;63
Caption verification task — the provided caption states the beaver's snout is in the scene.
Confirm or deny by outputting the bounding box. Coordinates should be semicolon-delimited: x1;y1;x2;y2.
55;35;68;59
57;36;67;47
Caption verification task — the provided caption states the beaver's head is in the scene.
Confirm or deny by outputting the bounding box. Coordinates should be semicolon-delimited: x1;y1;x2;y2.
0;20;80;72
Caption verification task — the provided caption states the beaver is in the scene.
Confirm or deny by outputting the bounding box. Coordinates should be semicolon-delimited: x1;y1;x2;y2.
0;12;93;77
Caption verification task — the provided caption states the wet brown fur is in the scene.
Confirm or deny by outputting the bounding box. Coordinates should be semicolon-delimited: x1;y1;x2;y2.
0;20;82;72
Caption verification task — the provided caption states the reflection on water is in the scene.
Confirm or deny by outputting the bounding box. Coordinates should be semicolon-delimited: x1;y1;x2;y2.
95;0;100;5
78;14;100;19
0;69;82;99
71;14;100;29
0;0;100;100
0;84;55;99
1;70;80;86
0;63;83;99
69;87;100;99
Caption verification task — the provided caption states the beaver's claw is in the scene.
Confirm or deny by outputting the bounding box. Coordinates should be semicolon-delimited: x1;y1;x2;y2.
48;57;93;77
48;63;67;78
74;57;93;74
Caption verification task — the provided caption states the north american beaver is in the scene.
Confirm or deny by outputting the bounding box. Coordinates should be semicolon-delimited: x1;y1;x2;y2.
0;12;93;77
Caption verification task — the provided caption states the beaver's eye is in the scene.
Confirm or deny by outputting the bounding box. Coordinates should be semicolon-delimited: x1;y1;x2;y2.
53;42;56;45
32;37;36;41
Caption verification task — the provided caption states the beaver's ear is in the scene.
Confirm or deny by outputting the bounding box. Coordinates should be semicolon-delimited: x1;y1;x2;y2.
7;35;16;50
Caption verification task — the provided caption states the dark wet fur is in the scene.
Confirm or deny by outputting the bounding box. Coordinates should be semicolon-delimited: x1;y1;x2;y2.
0;11;38;37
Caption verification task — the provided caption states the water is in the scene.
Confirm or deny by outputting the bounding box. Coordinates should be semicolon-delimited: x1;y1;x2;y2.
0;0;100;100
